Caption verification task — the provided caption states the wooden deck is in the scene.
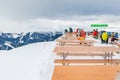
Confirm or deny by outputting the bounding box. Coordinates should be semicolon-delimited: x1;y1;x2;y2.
52;34;120;80
52;65;120;80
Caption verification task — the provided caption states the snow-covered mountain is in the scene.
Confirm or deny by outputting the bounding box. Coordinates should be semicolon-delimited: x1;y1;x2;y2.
0;32;63;50
0;41;56;80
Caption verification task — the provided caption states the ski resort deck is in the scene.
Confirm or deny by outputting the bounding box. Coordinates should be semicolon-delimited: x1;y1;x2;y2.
52;32;120;80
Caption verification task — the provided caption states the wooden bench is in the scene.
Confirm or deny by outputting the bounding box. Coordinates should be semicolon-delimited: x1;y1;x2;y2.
53;46;120;53
56;52;111;60
54;59;120;65
52;65;120;80
56;52;108;56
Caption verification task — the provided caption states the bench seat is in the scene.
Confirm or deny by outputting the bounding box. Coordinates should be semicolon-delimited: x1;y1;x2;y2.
54;59;120;64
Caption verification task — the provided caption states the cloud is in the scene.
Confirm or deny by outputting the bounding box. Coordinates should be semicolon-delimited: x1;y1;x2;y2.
0;15;120;32
0;0;120;19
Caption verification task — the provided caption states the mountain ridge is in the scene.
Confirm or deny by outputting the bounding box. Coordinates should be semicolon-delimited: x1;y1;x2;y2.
0;32;63;50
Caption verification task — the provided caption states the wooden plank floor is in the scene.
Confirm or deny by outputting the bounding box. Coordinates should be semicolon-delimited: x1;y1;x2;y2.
52;65;120;80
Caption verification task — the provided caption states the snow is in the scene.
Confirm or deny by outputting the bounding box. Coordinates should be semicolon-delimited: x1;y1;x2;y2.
0;35;120;80
4;41;15;49
0;41;56;80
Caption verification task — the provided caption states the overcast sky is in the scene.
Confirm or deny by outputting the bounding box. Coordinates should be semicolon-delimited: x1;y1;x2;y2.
0;0;120;32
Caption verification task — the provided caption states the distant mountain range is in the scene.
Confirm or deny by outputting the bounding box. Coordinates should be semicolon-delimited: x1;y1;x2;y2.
0;32;63;50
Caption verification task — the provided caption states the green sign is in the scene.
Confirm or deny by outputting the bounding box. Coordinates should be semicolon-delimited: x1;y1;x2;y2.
91;24;108;27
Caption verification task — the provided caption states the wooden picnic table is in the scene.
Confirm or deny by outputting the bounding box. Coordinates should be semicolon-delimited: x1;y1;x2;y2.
53;46;120;60
52;65;120;80
56;39;97;46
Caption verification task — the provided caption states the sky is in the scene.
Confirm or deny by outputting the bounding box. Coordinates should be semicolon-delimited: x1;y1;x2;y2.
0;0;120;32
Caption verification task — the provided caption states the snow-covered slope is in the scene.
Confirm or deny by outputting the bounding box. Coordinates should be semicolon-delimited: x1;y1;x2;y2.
0;41;56;80
1;36;120;80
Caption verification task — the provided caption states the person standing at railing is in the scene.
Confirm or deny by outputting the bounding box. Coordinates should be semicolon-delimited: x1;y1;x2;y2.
80;29;86;40
93;29;98;39
69;27;73;33
111;35;118;44
101;31;108;44
64;29;68;34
